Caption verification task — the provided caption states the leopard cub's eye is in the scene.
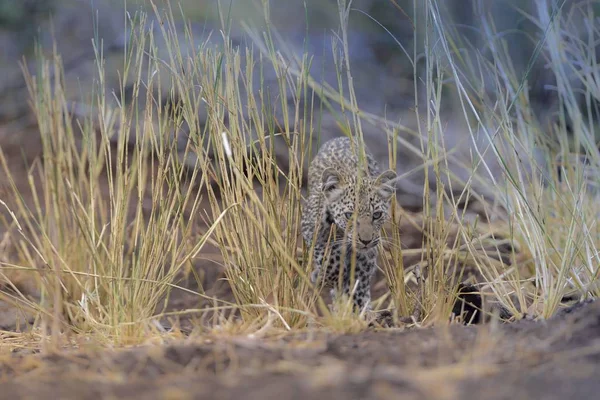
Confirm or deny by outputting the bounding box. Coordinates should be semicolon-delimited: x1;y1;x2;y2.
344;212;353;219
372;211;383;220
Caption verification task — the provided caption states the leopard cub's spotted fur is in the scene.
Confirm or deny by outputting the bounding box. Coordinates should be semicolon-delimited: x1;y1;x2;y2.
301;136;396;313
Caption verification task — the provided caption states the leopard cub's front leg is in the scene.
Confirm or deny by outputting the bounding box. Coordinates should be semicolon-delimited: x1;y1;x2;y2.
325;250;378;314
348;252;378;313
310;245;325;284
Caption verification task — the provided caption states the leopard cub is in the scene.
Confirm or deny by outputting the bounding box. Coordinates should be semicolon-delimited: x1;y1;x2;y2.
301;136;396;313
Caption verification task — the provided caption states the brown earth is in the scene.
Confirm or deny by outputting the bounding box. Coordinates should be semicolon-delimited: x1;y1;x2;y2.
0;300;598;399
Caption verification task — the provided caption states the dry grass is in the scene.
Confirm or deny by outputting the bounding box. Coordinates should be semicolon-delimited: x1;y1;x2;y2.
0;0;598;351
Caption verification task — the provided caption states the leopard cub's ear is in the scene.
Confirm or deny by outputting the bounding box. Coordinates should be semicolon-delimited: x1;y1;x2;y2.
321;167;344;201
375;169;397;200
321;168;340;193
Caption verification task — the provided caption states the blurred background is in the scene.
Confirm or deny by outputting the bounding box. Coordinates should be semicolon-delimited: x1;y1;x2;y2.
0;0;598;209
0;0;563;121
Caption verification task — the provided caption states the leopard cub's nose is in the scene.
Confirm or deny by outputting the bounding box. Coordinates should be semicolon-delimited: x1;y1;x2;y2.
359;238;372;246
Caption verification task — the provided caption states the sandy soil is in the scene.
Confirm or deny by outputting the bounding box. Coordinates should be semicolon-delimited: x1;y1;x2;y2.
1;300;598;399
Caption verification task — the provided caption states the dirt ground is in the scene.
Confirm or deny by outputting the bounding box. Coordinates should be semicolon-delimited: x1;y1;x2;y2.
1;125;600;400
0;300;598;399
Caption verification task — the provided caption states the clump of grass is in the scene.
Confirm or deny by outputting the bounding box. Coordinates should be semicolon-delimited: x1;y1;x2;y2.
148;2;321;329
426;0;600;319
0;10;223;345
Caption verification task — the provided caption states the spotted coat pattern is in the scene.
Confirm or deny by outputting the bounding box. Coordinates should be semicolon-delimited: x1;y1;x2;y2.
301;137;397;313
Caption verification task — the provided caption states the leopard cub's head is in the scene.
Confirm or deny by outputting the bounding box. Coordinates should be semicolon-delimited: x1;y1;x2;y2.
321;168;396;250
